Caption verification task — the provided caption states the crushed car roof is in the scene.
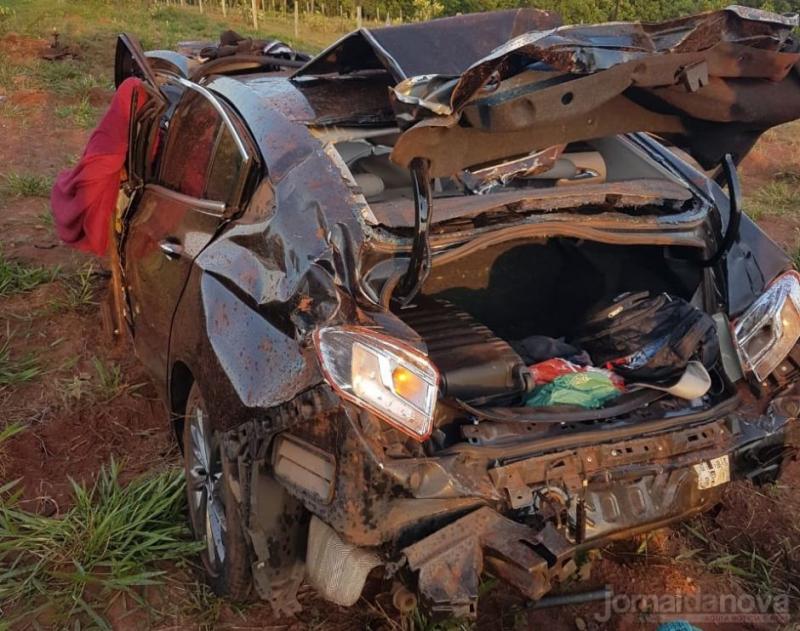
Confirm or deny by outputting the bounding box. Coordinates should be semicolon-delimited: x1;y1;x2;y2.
292;8;561;80
387;5;800;175
283;7;800;177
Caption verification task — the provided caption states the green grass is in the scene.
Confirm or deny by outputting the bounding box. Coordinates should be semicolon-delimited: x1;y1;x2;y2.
0;58;31;92
0;250;58;296
1;172;53;198
681;517;800;603
37;208;54;228
0;460;202;629
0;55;109;97
59;357;144;409
0;0;326;68
745;176;800;220
0;101;25;119
57;373;91;408
55;96;97;128
0;334;40;388
34;57;110;95
0;422;23;444
92;357;143;402
60;262;98;310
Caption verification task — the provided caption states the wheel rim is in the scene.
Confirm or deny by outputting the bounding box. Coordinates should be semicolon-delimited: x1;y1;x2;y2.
187;405;226;573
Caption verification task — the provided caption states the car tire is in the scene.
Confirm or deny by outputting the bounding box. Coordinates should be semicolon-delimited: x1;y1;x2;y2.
183;383;253;600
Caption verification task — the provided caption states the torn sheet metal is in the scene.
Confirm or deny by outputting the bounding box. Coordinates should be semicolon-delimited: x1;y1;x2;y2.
369;178;693;228
403;507;573;617
389;6;800;175
460;144;565;194
293;9;561;81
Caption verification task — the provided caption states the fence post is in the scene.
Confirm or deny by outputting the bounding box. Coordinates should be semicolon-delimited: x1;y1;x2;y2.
221;0;226;17
199;0;204;13
252;0;258;27
294;1;299;37
356;5;362;29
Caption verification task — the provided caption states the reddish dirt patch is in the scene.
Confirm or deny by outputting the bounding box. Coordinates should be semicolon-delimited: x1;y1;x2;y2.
712;460;800;590
88;86;114;107
0;198;89;269
751;215;800;254
0;87;87;176
741;145;800;189
1;278;174;512
5;388;174;513
7;89;49;107
0;33;49;63
739;121;800;190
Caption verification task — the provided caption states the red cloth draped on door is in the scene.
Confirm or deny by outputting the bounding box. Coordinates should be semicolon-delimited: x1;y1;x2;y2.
50;77;148;256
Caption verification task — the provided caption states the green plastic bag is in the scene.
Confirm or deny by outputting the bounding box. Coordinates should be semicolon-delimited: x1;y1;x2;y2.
525;371;621;409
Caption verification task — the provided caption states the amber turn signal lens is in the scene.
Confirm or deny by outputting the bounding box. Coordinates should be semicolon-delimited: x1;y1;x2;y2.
392;366;427;409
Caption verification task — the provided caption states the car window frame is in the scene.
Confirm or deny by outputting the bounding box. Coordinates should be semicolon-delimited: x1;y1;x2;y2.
157;90;223;200
204;121;244;204
157;77;256;216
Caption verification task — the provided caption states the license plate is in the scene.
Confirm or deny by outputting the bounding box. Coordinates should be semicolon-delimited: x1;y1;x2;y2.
694;455;730;490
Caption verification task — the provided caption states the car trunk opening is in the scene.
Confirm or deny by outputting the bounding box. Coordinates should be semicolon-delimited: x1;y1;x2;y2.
424;239;701;341
391;236;732;441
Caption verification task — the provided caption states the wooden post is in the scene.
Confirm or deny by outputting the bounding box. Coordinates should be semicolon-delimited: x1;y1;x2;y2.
356;5;362;29
376;6;380;21
283;0;287;14
385;11;390;25
199;0;204;13
221;0;226;17
294;1;299;37
252;0;258;27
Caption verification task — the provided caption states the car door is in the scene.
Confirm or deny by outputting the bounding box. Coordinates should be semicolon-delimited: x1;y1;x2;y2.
122;80;256;383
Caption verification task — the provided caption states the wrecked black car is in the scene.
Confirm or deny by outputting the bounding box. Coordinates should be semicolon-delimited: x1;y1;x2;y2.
109;6;800;617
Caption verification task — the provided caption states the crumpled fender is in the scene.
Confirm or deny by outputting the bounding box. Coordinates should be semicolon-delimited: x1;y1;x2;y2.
166;84;409;429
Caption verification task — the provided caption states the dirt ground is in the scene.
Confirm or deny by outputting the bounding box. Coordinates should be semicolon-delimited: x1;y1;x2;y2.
1;28;800;631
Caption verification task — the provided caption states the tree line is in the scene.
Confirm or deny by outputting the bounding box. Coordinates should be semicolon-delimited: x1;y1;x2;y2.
178;0;800;26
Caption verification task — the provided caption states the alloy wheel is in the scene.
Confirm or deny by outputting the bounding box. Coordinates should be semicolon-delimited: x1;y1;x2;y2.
186;405;227;573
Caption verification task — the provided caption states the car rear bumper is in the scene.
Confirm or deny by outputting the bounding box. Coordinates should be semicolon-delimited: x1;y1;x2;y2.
402;404;800;616
271;386;800;615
